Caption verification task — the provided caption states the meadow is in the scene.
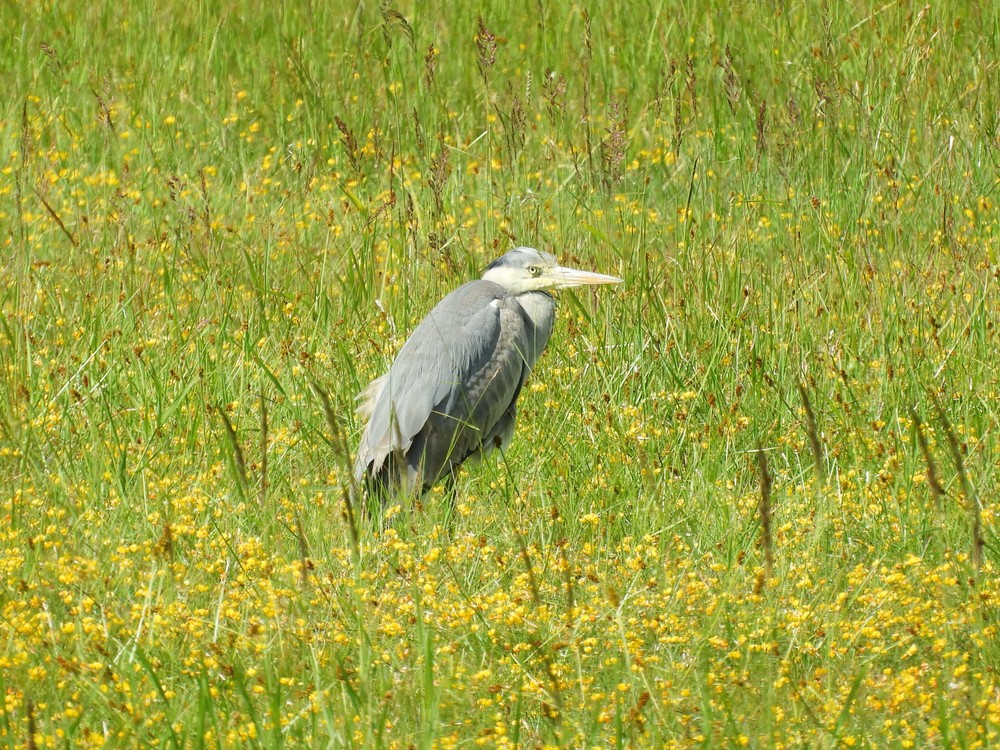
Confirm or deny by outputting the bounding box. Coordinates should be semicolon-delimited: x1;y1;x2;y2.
2;0;999;746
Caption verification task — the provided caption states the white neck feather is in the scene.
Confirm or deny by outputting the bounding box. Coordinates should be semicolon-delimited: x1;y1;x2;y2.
515;291;556;368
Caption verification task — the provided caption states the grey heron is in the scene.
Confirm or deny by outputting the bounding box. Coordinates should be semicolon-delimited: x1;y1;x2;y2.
354;247;622;500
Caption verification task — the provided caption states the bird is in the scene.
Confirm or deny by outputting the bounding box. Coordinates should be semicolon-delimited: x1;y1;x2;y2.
353;246;622;501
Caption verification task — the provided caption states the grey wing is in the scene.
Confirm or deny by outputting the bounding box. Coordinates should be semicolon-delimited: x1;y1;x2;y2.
355;281;531;490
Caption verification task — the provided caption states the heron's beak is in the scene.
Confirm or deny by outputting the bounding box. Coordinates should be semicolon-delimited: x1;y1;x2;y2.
550;266;624;289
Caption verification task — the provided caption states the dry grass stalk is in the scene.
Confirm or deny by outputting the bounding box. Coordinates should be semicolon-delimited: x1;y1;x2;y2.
798;382;824;482
756;98;768;165
33;186;77;248
475;16;496;84
380;4;414;49
513;524;564;716
424;43;437;87
933;400;984;571
581;11;595;183
312;380;360;557
429;140;451;218
27;697;37;750
258;388;269;508
334;116;359;171
295;512;311;586
685;55;697;115
757;445;774;579
496;82;526;159
911;408;944;510
601;100;628;190
218;407;249;495
543;68;567;123
91;80;116;134
722;45;740;115
557;537;575;628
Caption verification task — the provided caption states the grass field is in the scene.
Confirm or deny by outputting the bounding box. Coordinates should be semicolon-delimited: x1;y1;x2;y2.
3;0;1000;746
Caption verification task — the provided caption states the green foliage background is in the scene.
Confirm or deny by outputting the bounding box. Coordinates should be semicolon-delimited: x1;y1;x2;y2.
2;1;999;746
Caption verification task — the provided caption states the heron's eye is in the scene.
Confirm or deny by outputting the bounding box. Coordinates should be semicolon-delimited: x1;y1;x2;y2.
527;265;541;277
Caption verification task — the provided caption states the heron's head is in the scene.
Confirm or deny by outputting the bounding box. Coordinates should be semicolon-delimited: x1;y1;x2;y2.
482;247;622;295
